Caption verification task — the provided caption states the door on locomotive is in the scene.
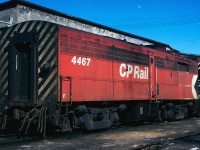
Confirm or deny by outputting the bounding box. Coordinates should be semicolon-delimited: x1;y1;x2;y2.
150;55;157;99
8;32;37;105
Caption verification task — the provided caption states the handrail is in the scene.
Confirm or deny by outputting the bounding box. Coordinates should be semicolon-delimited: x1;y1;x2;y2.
60;76;72;106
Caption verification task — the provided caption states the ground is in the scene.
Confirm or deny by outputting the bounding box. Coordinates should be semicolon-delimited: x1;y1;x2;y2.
1;117;200;150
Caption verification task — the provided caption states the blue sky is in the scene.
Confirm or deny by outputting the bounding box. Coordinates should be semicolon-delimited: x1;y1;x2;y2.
1;0;200;55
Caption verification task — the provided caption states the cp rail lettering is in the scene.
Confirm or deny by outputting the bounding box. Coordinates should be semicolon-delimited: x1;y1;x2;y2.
119;63;149;79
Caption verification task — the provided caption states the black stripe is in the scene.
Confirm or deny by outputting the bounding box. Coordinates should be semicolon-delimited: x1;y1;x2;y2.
39;84;57;100
0;27;15;49
1;79;8;97
22;21;34;33
0;28;13;98
39;74;57;97
36;22;47;38
31;21;40;31
38;71;57;99
38;28;57;57
38;45;57;67
0;53;8;73
35;22;58;102
17;22;27;33
19;22;30;33
0;28;7;40
37;24;48;44
38;65;57;88
0;63;8;78
1;86;8;98
38;24;54;45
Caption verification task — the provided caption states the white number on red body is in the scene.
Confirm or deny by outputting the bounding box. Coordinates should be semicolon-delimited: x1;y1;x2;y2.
71;56;91;66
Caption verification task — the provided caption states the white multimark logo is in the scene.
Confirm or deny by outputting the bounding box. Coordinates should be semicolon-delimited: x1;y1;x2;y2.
119;63;148;79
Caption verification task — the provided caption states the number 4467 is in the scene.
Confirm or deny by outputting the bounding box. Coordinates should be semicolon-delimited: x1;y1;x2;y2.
71;56;91;66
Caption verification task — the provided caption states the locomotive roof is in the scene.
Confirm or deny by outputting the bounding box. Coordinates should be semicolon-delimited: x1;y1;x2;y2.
0;0;171;49
180;53;200;61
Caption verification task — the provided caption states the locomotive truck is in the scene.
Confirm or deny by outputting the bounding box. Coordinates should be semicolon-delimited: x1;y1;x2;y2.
0;20;200;136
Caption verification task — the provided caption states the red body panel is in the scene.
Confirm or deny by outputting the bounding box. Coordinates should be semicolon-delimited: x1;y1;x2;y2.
60;54;113;101
58;26;198;103
156;68;196;100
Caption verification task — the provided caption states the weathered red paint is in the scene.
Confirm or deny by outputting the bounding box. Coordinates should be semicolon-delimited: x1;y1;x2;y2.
58;26;198;103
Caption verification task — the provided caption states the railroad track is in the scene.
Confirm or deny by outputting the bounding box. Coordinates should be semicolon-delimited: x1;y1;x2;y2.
132;132;200;150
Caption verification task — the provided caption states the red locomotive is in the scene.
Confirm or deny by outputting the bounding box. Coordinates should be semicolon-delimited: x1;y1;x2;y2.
0;1;199;136
0;20;199;136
